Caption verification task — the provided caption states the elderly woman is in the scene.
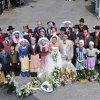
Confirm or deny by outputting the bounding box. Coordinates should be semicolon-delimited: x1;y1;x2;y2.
86;41;100;70
75;40;87;71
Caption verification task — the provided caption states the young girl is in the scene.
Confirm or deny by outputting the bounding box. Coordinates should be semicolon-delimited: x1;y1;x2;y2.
75;40;87;71
38;37;49;67
19;39;30;77
86;41;100;70
29;37;41;77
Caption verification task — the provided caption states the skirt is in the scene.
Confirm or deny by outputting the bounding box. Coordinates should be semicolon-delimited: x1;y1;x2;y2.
86;57;96;70
21;56;29;72
0;71;5;83
30;54;40;72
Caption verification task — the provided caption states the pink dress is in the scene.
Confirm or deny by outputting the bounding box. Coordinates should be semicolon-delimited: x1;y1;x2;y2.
40;47;48;67
2;40;13;53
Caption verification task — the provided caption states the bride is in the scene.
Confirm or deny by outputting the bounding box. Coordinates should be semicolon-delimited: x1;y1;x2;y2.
44;36;62;75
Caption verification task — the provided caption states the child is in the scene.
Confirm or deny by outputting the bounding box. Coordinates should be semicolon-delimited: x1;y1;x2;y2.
75;40;87;71
86;41;100;70
38;37;49;67
9;45;20;76
19;39;30;77
29;37;41;77
0;49;10;76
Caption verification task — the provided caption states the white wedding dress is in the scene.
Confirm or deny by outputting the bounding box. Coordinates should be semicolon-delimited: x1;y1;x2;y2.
44;46;62;75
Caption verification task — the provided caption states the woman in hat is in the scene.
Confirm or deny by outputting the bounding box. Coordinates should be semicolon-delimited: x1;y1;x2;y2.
44;36;62;75
38;37;49;67
86;41;100;70
19;38;30;77
12;31;22;51
2;33;13;53
29;36;41;77
7;26;15;39
75;40;87;71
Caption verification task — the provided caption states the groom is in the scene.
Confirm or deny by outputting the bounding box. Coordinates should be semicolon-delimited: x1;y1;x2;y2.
60;33;73;63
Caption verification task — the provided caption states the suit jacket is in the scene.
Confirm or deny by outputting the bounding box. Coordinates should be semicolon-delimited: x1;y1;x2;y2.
60;40;73;61
91;32;100;50
69;32;83;42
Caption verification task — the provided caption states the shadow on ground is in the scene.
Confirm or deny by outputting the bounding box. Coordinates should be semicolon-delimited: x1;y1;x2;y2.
85;1;95;14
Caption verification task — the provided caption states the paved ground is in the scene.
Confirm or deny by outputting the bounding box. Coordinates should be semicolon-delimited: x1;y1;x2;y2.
0;0;100;100
0;0;100;31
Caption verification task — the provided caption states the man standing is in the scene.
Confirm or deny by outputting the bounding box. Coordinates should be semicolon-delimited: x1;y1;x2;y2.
60;33;73;64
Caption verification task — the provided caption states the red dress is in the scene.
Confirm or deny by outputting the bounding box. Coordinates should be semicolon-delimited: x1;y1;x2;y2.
40;47;48;67
2;39;13;53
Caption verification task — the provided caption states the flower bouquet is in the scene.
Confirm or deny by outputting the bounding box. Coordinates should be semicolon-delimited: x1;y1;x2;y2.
51;50;58;62
16;82;35;98
4;75;18;93
31;77;41;89
50;67;62;89
77;69;88;83
40;81;53;93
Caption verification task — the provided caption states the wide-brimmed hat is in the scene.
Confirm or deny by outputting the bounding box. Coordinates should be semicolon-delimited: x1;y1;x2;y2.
19;38;29;44
79;18;84;23
28;29;33;33
47;21;55;26
7;26;15;31
60;21;74;28
39;27;46;33
73;25;79;29
0;28;2;31
38;37;49;46
13;31;21;35
60;27;66;32
93;26;100;30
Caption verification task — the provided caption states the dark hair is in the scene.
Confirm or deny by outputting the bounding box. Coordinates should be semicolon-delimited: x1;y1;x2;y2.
51;27;57;31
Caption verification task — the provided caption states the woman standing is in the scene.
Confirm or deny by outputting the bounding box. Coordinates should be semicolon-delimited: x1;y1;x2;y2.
29;37;41;77
19;38;30;77
44;36;62;75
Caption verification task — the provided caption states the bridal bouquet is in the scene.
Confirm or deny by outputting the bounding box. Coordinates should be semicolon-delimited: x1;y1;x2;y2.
51;50;58;62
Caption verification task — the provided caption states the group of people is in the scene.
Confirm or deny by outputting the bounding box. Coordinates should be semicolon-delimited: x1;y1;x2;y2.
0;18;100;80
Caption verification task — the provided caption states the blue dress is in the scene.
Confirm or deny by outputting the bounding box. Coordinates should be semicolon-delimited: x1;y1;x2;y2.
19;45;30;77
